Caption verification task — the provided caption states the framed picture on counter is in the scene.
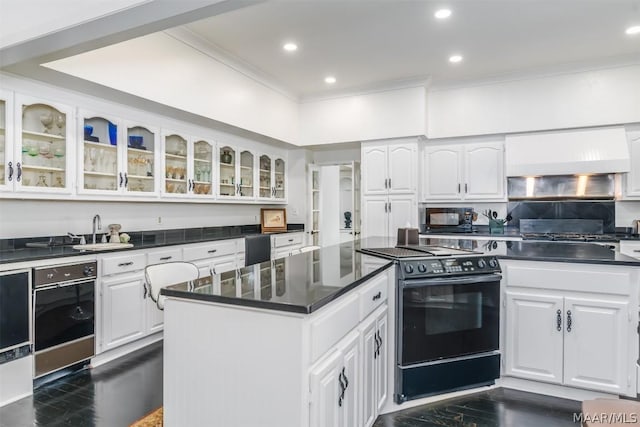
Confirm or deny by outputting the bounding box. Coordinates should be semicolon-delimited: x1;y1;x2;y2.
261;208;287;232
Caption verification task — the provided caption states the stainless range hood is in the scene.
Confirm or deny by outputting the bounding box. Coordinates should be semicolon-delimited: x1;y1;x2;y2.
505;126;630;176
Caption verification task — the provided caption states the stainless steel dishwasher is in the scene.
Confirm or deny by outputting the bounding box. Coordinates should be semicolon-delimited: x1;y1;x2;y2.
33;261;97;378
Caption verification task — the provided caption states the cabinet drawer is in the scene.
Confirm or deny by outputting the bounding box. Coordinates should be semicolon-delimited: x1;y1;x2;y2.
147;248;182;265
183;240;237;261
102;253;146;276
273;233;303;248
310;293;359;362
359;270;388;320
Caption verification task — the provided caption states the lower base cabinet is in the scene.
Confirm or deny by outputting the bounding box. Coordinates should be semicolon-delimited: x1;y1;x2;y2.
503;261;637;396
309;305;388;427
101;272;146;352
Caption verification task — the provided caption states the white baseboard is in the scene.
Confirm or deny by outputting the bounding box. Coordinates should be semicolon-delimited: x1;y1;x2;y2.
498;377;620;401
91;333;162;368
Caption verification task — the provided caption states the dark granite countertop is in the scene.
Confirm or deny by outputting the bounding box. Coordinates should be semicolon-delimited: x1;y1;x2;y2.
161;236;639;315
162;239;394;314
0;224;304;265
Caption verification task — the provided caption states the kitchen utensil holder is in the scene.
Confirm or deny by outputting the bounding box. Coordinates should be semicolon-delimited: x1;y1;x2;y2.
489;219;505;234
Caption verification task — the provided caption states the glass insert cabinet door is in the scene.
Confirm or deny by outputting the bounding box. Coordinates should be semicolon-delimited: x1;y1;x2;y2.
81;115;119;192
259;154;272;198
126;125;156;193
0;92;9;189
192;140;213;196
163;133;188;195
239;150;254;198
218;145;236;197
17;98;73;192
274;158;285;199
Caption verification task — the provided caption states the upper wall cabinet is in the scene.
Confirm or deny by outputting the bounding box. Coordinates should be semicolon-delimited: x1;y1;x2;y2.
78;110;122;195
0;90;14;192
218;145;256;200
623;128;640;199
362;140;418;195
12;94;75;194
124;122;159;196
257;154;287;202
422;141;505;202
162;131;215;198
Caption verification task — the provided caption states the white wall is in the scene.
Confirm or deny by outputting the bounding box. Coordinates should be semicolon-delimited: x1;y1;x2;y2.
428;64;640;139
299;85;426;145
312;146;360;164
616;201;640;230
43;31;299;144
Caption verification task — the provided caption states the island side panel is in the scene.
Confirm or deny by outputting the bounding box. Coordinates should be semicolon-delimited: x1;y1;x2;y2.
163;298;307;427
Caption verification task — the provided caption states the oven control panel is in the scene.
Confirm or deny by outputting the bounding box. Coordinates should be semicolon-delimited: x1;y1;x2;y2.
400;256;500;278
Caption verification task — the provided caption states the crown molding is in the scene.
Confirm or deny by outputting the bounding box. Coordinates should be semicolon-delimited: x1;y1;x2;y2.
164;26;298;102
299;76;432;103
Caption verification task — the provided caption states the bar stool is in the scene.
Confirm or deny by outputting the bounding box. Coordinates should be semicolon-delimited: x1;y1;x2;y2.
144;261;199;309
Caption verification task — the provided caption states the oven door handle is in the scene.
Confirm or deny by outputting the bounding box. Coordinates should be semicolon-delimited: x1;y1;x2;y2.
34;280;93;292
401;273;502;288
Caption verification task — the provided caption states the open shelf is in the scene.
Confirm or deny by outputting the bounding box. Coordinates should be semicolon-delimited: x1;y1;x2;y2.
85;141;116;150
21;165;65;172
22;130;65;140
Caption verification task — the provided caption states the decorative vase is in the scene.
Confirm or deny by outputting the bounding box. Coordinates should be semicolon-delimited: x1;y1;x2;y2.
108;122;117;146
221;150;232;164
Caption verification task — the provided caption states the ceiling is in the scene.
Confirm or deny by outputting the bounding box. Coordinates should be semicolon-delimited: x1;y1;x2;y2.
181;0;640;98
1;0;639;101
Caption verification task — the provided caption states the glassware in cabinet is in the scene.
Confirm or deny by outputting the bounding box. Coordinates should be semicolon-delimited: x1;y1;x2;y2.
218;145;236;197
18;99;72;193
164;134;188;195
192;139;213;196
259;154;272;198
126;125;156;193
82;115;119;192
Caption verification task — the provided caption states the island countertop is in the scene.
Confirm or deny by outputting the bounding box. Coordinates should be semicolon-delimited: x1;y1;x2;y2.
162;239;393;314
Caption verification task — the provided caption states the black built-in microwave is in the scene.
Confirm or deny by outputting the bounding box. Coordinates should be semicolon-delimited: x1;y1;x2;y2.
425;207;475;231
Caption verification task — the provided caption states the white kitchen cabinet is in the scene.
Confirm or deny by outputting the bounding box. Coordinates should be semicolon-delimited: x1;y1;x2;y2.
422;141;505;201
272;232;305;259
161;130;215;198
620;240;640;259
503;261;637;396
101;271;146;352
182;239;241;277
362;140;417;195
12;94;75;194
123;121;160;196
310;330;360;427
623;127;640;198
217;144;256;200
77;110;123;195
361;306;388;427
362;194;417;238
257;153;287;202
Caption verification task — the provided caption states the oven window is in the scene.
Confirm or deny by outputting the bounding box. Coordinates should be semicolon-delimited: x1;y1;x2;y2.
34;281;95;351
401;280;499;365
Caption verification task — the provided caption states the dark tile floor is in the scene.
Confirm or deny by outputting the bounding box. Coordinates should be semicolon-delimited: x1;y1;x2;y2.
0;341;163;427
1;341;581;427
374;387;583;427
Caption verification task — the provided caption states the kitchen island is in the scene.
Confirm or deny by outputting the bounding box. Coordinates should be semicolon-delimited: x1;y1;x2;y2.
161;237;640;426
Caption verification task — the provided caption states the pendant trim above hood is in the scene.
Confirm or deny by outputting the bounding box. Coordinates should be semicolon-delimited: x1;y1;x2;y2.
505;126;630;177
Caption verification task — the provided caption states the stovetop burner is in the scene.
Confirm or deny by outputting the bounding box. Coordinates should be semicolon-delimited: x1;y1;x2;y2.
357;245;480;259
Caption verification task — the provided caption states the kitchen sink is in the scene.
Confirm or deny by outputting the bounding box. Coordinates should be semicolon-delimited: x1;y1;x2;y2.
72;243;134;251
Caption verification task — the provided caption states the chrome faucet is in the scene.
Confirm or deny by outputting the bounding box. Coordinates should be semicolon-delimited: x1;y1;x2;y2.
92;214;102;244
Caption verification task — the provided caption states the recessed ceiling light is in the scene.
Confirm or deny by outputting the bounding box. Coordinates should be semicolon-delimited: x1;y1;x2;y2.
626;25;640;35
283;42;298;52
449;55;463;63
324;76;336;84
434;9;452;19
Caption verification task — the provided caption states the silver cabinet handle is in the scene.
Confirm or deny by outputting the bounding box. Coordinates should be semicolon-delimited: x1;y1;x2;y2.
16;163;21;182
458;183;461;193
118;262;133;267
465;183;468;193
7;162;13;181
160;256;172;261
556;309;562;332
207;249;218;254
566;310;572;332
